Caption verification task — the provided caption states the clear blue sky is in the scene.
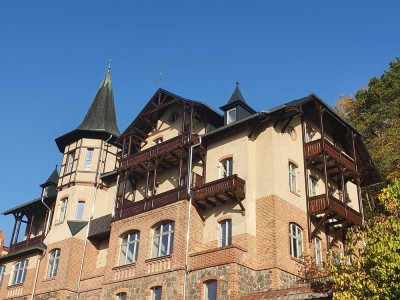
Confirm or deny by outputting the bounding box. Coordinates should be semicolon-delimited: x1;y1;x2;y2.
0;1;399;242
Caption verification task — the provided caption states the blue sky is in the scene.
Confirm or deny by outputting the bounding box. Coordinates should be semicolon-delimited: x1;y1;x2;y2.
0;1;399;242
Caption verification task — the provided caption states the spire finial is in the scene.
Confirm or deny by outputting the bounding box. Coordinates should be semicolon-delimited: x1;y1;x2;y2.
236;80;239;87
107;58;113;71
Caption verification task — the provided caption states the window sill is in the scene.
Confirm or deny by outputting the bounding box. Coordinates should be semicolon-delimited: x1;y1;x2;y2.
290;190;301;197
145;254;172;263
7;283;23;288
112;263;136;271
290;256;305;264
43;277;56;282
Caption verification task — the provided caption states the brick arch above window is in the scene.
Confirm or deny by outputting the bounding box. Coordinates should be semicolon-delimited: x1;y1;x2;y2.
113;288;130;300
218;154;233;162
118;228;140;239
151;219;175;229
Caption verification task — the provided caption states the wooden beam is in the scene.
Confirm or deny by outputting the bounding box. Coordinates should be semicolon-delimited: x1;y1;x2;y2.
310;213;330;240
330;221;349;248
280;116;293;133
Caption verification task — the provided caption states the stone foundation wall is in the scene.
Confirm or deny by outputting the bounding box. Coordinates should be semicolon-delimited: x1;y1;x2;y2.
237;265;273;296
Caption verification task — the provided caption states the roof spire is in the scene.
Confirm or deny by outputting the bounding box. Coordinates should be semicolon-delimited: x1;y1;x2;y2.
108;58;112;71
236;80;239;87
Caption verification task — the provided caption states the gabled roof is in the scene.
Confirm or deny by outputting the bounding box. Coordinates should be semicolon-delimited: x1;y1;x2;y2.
55;68;121;152
2;195;55;216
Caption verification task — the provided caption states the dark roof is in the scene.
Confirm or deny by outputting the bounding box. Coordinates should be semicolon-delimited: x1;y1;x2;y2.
55;68;121;152
67;220;88;236
2;196;55;215
0;244;46;262
40;166;59;188
220;84;256;114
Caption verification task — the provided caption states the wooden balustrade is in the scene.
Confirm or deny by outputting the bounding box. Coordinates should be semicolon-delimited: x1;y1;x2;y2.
193;175;245;203
9;234;45;253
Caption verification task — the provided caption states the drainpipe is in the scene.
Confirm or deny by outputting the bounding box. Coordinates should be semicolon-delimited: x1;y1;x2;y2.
183;136;202;300
111;173;120;219
76;135;112;300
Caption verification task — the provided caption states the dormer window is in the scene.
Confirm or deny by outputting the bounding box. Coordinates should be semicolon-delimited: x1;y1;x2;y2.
227;108;237;125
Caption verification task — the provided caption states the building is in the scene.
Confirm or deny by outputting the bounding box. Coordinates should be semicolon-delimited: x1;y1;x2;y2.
0;68;379;300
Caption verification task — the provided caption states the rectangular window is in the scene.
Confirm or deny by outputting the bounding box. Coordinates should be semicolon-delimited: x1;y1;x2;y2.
11;260;28;285
204;280;217;300
76;201;85;220
84;148;94;171
59;199;68;223
314;237;323;266
220;219;232;247
290;223;303;259
151;286;162;300
66;151;75;173
0;265;4;286
305;126;314;143
220;158;233;178
308;176;317;197
47;249;60;278
289;163;297;192
227;108;237;124
119;231;140;265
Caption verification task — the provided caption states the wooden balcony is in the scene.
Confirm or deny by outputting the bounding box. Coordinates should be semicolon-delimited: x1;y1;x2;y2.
308;194;362;226
114;186;187;221
305;139;356;173
119;133;199;175
192;175;246;213
9;235;45;253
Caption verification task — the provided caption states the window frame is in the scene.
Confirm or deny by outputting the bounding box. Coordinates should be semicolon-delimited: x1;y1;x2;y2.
59;198;68;223
204;280;217;300
151;286;162;300
116;292;127;300
289;223;303;260
119;231;140;266
66;150;75;174
220;158;233;178
11;259;28;285
75;201;85;220
84;148;94;171
305;125;314;143
152;221;174;258
219;219;232;247
227;108;237;124
313;237;323;266
47;249;61;278
0;265;5;286
308;176;318;197
288;162;298;193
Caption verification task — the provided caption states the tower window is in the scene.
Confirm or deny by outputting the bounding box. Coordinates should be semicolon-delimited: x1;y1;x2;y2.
84;148;94;171
227;108;237;124
76;201;85;220
66;151;75;173
59;198;68;223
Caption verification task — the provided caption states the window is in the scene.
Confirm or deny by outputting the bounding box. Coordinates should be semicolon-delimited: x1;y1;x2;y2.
11;259;28;285
153;137;163;145
152;221;174;258
151;286;162;300
289;224;303;259
116;292;127;300
220;219;232;247
0;265;5;286
169;111;179;123
119;231;140;265
314;237;323;266
220;158;233;178
204;280;217;300
305;126;314;143
76;201;85;220
66;151;75;173
84;148;94;171
227;108;237;124
308;176;317;197
47;249;60;278
59;198;68;223
289;163;297;193
42;186;49;197
288;126;297;140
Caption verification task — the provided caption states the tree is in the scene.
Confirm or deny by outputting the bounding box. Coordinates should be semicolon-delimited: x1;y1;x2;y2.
327;181;400;300
334;58;400;181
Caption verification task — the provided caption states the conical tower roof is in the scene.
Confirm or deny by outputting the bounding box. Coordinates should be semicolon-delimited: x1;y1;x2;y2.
220;82;256;114
55;67;121;152
227;83;247;105
40;166;59;188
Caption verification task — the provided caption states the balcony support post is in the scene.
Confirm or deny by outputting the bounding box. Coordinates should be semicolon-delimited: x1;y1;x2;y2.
329;221;349;248
27;212;35;242
9;212;19;249
310;213;329;240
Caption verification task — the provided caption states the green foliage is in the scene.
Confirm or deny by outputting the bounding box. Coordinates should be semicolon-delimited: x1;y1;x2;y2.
327;181;400;300
335;58;400;181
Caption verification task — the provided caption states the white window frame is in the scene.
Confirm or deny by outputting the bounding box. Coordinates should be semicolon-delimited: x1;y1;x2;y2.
220;158;233;178
204;280;217;300
0;265;5;286
308;176;317;197
75;201;85;220
152;221;174;258
11;259;28;285
66;151;75;173
59;198;68;223
47;249;60;278
119;231;140;266
289;223;303;259
84;148;94;171
220;219;232;247
314;237;323;266
151;286;162;300
227;108;237;124
289;163;298;193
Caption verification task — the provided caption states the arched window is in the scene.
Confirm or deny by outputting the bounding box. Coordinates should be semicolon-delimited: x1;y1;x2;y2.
289;223;303;259
11;259;28;285
288;162;298;192
47;249;61;278
219;219;232;247
204;280;217;300
116;292;127;300
151;286;162;300
119;231;140;265
0;265;5;286
152;221;174;258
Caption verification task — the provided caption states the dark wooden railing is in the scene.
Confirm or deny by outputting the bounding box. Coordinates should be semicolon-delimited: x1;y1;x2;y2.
88;214;112;239
115;186;187;221
308;194;362;226
305;139;356;172
120;133;199;170
193;175;246;202
9;235;45;253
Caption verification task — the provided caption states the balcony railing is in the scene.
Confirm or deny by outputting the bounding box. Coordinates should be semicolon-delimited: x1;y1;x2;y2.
193;175;246;207
120;133;199;171
9;234;45;253
88;214;112;239
305;139;356;172
114;186;187;221
308;194;362;226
